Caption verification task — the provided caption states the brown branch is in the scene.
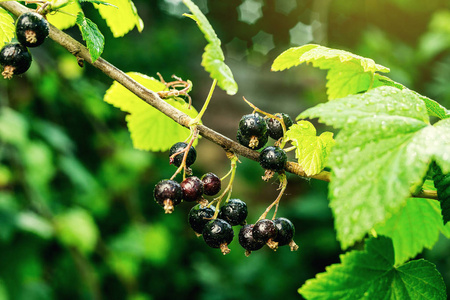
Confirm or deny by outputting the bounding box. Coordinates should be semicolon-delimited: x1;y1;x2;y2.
0;1;439;201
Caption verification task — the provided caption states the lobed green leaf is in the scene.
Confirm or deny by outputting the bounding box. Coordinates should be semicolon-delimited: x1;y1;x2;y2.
103;72;200;152
272;44;389;99
300;86;450;248
47;1;82;30
285;121;335;176
375;198;450;265
299;236;447;300
76;13;105;62
182;0;238;95
0;7;15;46
94;0;143;38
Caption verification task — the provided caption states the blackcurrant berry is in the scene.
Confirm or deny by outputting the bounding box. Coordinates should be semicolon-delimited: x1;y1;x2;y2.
238;113;267;137
252;219;278;250
237;129;268;150
201;172;221;196
219;198;248;226
273;217;299;251
266;113;294;140
239;224;265;256
153;179;182;214
188;204;215;235
259;146;287;172
202;218;234;255
181;176;204;202
15;12;49;47
0;43;32;79
169;142;196;167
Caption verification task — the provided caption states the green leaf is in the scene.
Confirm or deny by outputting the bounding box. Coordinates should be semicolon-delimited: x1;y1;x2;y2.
0;7;15;46
272;44;390;100
76;13;105;62
54;208;99;254
432;162;450;224
285;121;335;176
374;74;450;119
182;0;238;95
104;72;200;151
300;86;450;248
47;1;82;30
375;198;450;265
94;0;143;38
299;236;447;300
79;0;116;7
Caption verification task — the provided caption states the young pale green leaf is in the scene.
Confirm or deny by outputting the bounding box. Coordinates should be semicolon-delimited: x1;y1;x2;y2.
47;1;82;30
182;0;238;95
299;236;446;300
272;44;389;99
0;8;15;46
300;86;450;249
76;13;105;62
94;0;143;38
285;121;335;176
374;74;450;119
104;72;200;152
375;198;450;265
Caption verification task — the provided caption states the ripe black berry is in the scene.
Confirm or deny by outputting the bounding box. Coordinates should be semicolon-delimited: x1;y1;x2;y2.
259;146;287;172
15;12;49;47
273;217;298;251
267;113;294;140
253;219;278;250
239;224;265;256
202;218;234;255
153;179;182;214
237;128;268;150
181;176;204;202
0;43;32;79
239;113;267;137
188;204;215;235
219;198;248;226
201;172;221;196
169;142;196;167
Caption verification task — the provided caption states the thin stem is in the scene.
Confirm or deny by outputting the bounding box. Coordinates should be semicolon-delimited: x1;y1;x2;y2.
210;153;238;219
257;174;288;222
189;79;217;126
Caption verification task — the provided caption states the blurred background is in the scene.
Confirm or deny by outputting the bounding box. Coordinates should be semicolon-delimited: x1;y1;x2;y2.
1;0;450;299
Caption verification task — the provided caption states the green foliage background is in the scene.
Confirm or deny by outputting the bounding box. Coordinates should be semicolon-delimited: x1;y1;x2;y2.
1;0;450;299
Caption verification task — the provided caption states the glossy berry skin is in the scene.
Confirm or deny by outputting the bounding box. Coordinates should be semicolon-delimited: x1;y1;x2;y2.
153;179;182;213
273;218;295;246
203;219;234;254
16;12;49;47
0;43;32;78
219;198;248;226
239;224;265;254
181;176;204;202
188;204;215;234
238;113;267;138
237;128;268;150
267;113;294;140
169;142;196;167
252;219;278;243
201;172;221;196
259;146;287;172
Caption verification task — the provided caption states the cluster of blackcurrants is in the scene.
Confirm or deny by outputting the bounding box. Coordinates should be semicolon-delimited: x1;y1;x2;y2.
153;141;298;255
238;112;293;178
0;11;49;79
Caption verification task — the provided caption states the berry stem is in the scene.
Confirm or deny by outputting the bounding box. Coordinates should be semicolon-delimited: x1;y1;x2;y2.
189;79;217;126
257;174;287;222
170;126;199;181
210;153;238;219
242;97;288;148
